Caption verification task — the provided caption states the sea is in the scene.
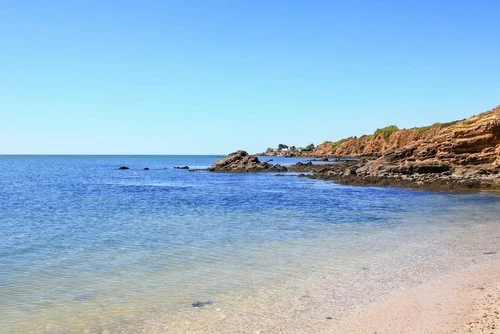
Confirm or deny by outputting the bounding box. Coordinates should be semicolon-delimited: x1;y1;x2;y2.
0;155;499;333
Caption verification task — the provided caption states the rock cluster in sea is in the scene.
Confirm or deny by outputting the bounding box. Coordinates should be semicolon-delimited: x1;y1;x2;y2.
209;150;287;172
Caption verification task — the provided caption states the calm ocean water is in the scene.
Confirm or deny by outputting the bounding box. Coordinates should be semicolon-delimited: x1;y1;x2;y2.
1;155;499;333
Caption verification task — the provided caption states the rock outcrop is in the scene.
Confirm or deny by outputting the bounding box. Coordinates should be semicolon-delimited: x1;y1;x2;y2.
309;106;499;174
311;124;447;158
222;106;499;192
209;150;287;172
303;106;500;192
313;107;499;162
365;106;499;177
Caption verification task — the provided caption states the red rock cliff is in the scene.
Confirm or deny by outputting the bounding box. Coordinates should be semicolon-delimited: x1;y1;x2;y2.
311;106;500;170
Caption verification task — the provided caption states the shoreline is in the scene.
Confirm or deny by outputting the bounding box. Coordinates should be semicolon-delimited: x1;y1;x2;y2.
208;151;500;194
124;200;500;334
145;214;500;334
204;152;500;332
320;254;500;334
286;159;500;194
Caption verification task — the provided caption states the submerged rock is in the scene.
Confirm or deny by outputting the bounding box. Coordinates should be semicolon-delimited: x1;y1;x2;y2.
209;150;287;172
118;166;129;170
174;166;190;170
192;300;213;307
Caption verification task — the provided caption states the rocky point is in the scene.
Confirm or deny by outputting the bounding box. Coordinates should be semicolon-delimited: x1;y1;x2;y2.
209;150;287;172
308;106;500;192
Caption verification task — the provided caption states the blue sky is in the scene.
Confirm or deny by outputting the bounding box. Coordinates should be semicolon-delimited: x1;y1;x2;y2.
1;1;499;154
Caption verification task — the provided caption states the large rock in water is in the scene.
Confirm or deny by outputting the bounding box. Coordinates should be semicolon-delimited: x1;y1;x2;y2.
209;150;287;172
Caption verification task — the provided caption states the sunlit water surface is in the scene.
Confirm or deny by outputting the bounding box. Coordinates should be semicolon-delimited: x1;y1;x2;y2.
0;156;498;333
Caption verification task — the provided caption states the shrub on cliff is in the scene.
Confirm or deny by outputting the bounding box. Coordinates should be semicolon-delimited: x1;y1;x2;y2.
332;139;347;151
374;125;399;142
414;120;463;133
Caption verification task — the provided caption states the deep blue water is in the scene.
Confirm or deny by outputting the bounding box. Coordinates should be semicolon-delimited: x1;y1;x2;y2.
0;155;499;333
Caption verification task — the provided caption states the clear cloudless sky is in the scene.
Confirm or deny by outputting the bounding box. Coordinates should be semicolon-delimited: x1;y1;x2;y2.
1;0;499;154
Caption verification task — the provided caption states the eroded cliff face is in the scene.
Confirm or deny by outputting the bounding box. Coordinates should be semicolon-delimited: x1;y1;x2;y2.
305;106;499;190
369;106;500;175
312;123;445;157
311;106;500;171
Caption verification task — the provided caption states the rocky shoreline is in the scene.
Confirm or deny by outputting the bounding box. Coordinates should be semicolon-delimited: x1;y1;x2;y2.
292;159;499;193
210;106;499;193
208;151;499;193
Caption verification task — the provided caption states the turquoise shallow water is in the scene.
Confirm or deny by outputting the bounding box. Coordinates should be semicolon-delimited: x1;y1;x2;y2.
0;155;499;333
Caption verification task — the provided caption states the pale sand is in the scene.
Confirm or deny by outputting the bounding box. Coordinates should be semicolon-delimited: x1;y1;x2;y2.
139;254;499;334
316;256;500;334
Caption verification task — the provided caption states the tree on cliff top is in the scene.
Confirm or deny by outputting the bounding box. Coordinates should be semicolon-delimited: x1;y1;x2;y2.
303;143;315;151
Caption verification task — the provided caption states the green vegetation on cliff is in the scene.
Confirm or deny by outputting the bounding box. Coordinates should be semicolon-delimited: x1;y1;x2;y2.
413;119;463;133
373;125;399;142
332;138;347;151
292;107;498;158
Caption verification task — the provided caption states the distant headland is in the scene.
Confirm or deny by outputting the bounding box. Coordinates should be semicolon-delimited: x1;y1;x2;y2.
212;105;500;193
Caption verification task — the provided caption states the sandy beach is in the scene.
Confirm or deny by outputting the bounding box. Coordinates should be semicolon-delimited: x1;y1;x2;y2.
322;254;500;333
207;253;500;334
154;252;500;334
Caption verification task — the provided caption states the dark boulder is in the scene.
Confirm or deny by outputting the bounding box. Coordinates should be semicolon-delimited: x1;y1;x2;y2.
209;150;287;172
